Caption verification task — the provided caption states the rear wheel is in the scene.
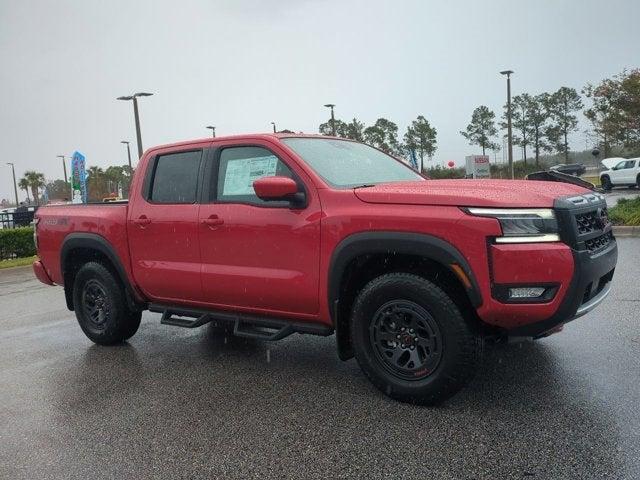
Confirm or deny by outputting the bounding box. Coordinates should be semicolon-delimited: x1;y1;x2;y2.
350;273;480;405
601;175;612;191
636;175;640;189
73;262;141;345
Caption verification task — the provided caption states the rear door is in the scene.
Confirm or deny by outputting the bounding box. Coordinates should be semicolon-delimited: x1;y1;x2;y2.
197;140;321;317
620;160;637;184
128;145;206;302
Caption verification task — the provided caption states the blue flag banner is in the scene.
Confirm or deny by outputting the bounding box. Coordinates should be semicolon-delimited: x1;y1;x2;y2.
71;151;87;203
409;149;419;170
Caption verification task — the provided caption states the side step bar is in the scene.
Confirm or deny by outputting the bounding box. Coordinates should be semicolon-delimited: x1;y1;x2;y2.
149;304;333;341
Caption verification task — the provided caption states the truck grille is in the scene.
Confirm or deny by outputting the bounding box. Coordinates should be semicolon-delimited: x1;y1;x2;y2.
555;193;615;255
584;231;614;253
575;209;607;235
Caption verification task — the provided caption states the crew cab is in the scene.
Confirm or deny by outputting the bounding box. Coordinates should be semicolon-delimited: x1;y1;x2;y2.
32;134;618;405
600;157;640;190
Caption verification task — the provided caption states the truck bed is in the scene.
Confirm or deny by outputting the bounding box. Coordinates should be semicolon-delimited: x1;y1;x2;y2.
35;202;131;286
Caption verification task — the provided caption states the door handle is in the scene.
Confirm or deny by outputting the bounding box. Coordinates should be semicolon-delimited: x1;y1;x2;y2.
133;216;151;227
202;215;224;228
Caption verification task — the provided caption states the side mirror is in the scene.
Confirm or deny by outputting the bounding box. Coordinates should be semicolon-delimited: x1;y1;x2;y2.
253;176;304;205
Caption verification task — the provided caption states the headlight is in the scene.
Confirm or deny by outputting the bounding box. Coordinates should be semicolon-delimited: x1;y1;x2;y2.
466;208;559;243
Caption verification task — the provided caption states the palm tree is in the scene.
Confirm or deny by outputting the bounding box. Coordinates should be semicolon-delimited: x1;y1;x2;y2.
22;171;46;205
18;178;31;204
86;166;105;201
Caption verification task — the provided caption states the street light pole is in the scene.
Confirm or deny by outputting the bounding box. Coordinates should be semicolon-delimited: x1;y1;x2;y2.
271;122;276;133
56;155;68;187
206;126;216;138
7;163;19;206
117;92;153;158
324;103;336;136
120;141;132;170
500;70;514;179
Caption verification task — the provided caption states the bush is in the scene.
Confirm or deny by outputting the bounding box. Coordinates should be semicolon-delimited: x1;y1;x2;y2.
0;227;36;260
608;197;640;226
424;166;465;179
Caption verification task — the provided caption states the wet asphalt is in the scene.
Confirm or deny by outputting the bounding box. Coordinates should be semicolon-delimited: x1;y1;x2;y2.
0;238;639;479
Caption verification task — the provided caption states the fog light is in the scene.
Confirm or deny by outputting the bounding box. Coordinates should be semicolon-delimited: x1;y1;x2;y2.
508;287;546;299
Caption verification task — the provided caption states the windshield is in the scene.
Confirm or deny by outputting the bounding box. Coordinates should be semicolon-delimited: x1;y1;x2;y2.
281;137;424;188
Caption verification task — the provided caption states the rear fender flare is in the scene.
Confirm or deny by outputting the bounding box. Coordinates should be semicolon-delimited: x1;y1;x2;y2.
60;233;143;311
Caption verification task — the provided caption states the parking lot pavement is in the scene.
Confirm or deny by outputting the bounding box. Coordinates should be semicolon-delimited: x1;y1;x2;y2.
1;240;639;480
604;188;639;207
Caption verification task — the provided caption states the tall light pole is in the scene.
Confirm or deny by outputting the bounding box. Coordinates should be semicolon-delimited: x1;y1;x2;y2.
120;141;133;170
324;103;336;136
117;92;153;158
56;155;68;185
500;70;514;179
271;122;276;133
7;163;19;206
206;126;216;138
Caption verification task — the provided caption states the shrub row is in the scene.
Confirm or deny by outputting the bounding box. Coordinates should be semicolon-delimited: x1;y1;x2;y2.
608;197;640;226
0;227;36;260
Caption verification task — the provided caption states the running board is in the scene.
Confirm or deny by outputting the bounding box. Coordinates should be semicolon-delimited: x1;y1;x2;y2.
149;304;333;341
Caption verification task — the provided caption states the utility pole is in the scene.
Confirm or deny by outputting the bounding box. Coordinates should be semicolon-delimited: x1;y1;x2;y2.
7;163;19;206
500;70;514;178
56;155;68;189
206;126;216;138
324;103;336;136
120;141;133;170
117;92;153;158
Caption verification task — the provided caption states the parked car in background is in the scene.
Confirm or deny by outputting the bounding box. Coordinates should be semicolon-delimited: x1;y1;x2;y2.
600;157;640;190
600;157;627;171
549;163;586;176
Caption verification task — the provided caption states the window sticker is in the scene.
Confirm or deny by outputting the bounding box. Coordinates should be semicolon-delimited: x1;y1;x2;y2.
223;155;278;195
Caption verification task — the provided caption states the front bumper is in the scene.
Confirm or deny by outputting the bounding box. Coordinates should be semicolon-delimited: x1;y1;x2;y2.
508;240;617;336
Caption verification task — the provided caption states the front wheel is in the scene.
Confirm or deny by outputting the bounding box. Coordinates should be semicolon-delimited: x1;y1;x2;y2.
350;273;480;405
73;262;141;345
601;175;612;191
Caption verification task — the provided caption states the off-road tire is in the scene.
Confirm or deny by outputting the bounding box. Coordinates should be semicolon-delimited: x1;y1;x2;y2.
350;273;480;405
73;262;141;345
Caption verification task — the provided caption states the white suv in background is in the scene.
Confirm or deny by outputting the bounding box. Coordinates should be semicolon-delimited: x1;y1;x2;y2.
600;158;640;190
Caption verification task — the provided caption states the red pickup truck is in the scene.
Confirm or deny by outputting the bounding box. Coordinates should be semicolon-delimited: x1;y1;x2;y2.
33;134;617;404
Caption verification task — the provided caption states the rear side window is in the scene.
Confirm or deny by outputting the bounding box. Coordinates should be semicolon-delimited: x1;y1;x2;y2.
149;150;202;203
214;146;293;205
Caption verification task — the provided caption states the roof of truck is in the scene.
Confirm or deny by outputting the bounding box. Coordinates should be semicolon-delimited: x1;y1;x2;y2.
148;133;349;152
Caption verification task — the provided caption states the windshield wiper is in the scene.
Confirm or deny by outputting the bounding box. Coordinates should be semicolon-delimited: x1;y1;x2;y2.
352;183;377;189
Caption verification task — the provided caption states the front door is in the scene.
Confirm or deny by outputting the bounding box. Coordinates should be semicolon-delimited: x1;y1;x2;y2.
197;141;321;317
128;147;205;303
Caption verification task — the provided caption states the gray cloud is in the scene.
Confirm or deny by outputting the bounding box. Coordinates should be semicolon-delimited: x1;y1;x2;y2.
1;0;638;200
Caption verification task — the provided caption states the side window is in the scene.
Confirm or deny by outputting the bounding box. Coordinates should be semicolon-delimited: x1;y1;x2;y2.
214;146;293;205
625;160;636;169
149;150;202;203
614;161;627;170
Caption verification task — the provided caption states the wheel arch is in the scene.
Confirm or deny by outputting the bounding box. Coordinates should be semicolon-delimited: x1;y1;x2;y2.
60;233;143;311
328;232;483;360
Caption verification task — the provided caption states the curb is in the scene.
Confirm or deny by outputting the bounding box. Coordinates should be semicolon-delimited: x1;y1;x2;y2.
612;226;640;237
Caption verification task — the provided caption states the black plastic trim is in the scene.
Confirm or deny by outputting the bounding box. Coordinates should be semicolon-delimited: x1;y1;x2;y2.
328;232;482;318
60;233;143;311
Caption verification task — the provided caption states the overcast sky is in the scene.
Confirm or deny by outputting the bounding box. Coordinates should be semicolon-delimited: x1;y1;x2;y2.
1;0;639;201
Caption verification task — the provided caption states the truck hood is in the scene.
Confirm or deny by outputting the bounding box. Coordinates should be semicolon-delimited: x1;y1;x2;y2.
353;179;589;208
